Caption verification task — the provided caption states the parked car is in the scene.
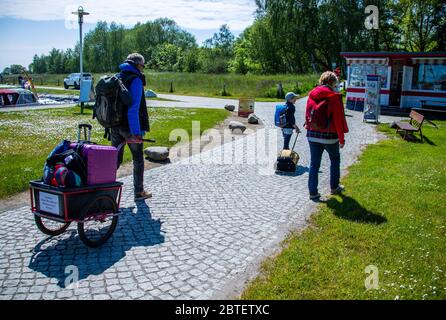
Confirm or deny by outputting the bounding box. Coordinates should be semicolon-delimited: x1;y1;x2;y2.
64;73;93;90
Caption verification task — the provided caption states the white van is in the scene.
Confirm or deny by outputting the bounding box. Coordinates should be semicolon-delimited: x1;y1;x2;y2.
64;73;93;89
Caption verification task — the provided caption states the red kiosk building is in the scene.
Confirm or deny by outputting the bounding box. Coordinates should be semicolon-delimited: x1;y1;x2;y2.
341;52;446;111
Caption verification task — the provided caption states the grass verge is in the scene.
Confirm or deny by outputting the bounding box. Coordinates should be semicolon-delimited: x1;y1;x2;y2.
0;105;229;199
242;121;446;300
3;72;320;99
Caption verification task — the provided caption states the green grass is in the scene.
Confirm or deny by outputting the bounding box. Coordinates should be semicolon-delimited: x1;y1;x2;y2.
0;105;229;199
242;122;446;300
143;72;319;99
2;72;319;99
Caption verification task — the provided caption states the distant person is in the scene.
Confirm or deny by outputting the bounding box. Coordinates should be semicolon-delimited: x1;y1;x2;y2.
18;76;25;88
305;71;349;201
24;79;32;90
334;67;341;79
282;92;301;150
110;53;152;201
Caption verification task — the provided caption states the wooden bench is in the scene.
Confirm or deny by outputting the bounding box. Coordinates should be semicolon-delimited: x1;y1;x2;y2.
395;110;425;140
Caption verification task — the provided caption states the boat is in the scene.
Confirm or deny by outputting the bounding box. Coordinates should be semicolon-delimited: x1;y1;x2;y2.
0;87;39;107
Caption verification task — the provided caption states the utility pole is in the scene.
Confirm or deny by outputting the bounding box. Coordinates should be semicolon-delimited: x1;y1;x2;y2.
72;6;89;75
72;6;89;113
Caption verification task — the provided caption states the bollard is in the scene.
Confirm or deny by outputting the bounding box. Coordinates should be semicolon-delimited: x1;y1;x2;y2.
277;82;284;99
222;83;229;96
169;81;174;93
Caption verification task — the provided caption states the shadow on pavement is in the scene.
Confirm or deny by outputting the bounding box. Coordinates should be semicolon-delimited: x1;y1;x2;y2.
325;194;387;225
28;201;164;288
275;166;310;177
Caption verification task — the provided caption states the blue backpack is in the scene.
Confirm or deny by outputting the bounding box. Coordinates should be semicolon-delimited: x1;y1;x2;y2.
275;104;288;128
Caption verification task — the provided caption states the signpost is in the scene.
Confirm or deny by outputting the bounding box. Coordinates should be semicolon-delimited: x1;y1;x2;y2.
72;6;90;114
364;74;381;123
238;98;255;118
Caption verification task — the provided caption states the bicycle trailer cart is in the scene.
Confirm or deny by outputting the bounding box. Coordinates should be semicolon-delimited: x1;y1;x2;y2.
30;124;155;248
30;180;123;247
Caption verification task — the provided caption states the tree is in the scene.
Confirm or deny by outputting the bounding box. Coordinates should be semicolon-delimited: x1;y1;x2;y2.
229;25;263;74
8;64;24;74
83;21;110;72
30;54;47;74
432;0;446;50
153;43;182;72
181;47;200;72
46;48;64;74
63;47;79;73
109;22;126;72
204;24;235;56
21;2;446;75
399;0;442;51
200;25;236;73
2;67;11;75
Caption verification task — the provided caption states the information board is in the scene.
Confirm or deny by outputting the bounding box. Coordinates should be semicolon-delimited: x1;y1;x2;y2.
364;74;381;123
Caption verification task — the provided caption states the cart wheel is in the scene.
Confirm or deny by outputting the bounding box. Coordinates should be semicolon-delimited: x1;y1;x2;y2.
34;214;71;236
77;195;119;248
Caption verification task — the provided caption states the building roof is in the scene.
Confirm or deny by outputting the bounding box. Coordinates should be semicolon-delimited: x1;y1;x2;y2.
341;52;446;58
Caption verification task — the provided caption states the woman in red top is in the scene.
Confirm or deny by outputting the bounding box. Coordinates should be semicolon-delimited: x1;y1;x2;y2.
305;71;349;200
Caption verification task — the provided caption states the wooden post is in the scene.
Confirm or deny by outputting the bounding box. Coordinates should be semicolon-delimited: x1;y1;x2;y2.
277;82;284;99
169;80;174;93
222;83;228;96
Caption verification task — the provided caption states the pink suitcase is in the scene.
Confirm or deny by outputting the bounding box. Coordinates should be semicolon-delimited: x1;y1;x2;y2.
81;144;118;186
70;125;119;186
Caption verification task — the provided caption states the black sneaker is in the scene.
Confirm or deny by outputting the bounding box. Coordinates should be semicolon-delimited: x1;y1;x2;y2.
309;193;321;201
331;185;345;195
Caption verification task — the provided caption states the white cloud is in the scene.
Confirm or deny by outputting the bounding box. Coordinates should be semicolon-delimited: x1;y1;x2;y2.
0;0;256;31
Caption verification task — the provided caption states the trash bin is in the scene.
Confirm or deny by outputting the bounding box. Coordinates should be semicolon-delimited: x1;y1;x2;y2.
79;78;93;103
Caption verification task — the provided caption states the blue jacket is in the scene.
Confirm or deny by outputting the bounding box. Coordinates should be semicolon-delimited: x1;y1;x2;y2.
119;63;144;136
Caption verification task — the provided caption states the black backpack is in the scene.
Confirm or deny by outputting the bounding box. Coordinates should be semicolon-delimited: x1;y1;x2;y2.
46;147;88;185
93;75;134;129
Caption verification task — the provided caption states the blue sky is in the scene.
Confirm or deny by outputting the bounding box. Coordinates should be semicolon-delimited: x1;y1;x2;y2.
0;0;256;71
